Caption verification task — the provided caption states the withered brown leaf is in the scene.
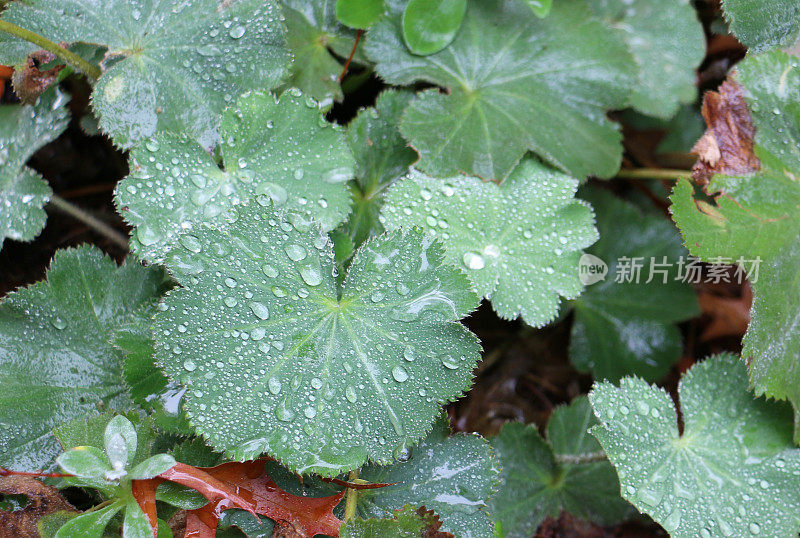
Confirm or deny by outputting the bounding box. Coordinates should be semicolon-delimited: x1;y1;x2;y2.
0;476;76;538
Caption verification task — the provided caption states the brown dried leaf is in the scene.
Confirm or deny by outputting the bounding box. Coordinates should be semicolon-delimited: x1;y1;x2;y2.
0;476;76;538
11;50;65;104
414;506;453;538
698;283;752;342
691;79;760;186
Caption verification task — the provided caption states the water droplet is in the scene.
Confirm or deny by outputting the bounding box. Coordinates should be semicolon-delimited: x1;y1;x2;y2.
229;24;245;39
345;386;357;403
300;265;322;286
268;377;282;395
284;244;307;261
749;523;760;535
392;366;409;382
180;234;202;253
304;407;317;418
183;360;197;372
462;251;485;270
262;264;279;278
249;302;270;320
51;317;67;330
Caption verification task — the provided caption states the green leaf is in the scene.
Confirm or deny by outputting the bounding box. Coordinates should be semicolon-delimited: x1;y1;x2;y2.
281;0;363;108
358;416;500;537
587;0;705;119
488;397;631;537
0;90;69;249
154;201;480;475
401;0;466;56
54;501;124;538
123;498;155;538
366;0;636;180
56;446;111;480
155;481;209;510
570;189;698;382
54;412;158;469
722;0;800;53
169;438;225;468
337;0;385;29
523;0;552;17
669;51;800;432
381;159;598;326
104;415;138;469
218;510;275;537
129;453;176;480
115;90;355;263
343;89;417;249
0;247;163;471
341;505;447;537
0;0;289;148
590;354;800;538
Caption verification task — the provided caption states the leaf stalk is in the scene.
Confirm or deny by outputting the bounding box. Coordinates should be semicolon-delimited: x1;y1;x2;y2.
48;194;128;249
0;20;102;81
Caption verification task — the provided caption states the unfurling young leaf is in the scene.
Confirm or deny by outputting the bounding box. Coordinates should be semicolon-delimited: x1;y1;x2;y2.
590;354;800;538
154;201;480;475
381;159;598;326
0;89;69;250
670;51;800;435
489;397;632;537
337;0;385;29
343;89;417;250
357;416;500;538
401;0;467;56
721;0;800;53
0;0;289;148
570;188;699;382
366;0;636;180
282;0;365;109
0;247;164;471
115;90;355;264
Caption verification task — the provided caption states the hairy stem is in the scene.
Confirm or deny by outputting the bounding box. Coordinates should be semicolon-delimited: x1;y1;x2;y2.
0;20;102;81
48;194;128;249
343;469;360;522
616;168;692;180
555;451;607;465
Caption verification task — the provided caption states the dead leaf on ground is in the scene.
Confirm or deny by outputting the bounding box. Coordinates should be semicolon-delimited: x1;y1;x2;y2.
698;282;752;342
0;476;76;538
133;459;345;538
691;79;760;186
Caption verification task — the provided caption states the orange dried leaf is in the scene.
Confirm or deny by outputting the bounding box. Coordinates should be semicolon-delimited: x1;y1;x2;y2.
0;476;76;537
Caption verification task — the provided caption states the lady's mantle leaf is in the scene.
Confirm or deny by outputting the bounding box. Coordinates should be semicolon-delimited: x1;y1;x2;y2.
366;0;636;180
722;0;800;53
587;0;705;119
154;201;480;475
0;247;164;471
670;52;800;434
0;0;289;148
341;505;452;537
358;416;500;538
282;0;364;109
0;90;69;249
380;159;598;326
116;90;355;264
590;354;800;538
570;188;699;382
343;89;417;249
488;397;632;538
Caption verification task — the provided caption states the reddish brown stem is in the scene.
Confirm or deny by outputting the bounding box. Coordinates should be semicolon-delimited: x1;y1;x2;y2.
339;29;363;82
0;467;73;478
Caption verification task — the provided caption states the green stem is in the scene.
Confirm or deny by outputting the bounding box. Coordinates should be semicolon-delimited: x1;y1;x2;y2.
343;470;359;522
0;20;101;81
48;194;128;249
616;168;692;181
555;451;607;465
